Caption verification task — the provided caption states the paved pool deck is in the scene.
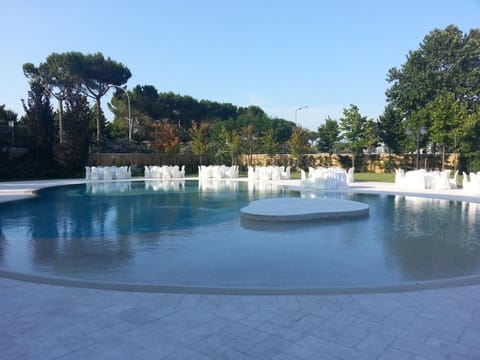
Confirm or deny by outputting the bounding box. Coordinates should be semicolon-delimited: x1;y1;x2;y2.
1;178;480;359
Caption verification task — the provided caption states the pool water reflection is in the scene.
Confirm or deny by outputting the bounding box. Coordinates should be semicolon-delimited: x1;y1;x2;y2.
0;180;480;290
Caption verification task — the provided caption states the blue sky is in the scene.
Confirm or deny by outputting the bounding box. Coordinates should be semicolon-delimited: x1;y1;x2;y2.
1;0;479;130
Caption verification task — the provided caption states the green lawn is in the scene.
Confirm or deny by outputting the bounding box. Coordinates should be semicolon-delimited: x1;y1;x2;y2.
354;171;461;183
288;171;395;182
353;172;395;183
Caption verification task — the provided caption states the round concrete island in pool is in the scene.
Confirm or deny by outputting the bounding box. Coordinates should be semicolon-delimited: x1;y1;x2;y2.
240;198;369;223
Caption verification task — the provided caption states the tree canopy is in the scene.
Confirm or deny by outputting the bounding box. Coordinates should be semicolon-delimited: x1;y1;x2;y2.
21;80;55;160
317;116;340;155
24;51;131;142
385;25;480;166
339;104;373;168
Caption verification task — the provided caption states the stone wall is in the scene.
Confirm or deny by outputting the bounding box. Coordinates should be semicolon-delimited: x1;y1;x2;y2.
238;153;457;173
88;153;458;173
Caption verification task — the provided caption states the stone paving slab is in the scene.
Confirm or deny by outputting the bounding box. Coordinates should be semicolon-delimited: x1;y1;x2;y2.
1;277;480;359
1;178;480;358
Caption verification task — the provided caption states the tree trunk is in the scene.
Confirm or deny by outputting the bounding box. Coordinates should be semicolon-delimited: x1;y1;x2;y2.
441;144;445;170
96;97;102;141
58;98;64;144
453;135;458;171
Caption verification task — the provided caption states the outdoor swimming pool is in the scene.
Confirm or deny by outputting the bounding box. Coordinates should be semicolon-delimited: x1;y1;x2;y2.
1;180;480;293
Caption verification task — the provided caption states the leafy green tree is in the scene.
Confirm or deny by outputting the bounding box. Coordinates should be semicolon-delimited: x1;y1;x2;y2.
387;26;464;117
24;51;132;144
386;25;480;164
130;85;160;120
23;52;82;144
364;119;380;154
150;121;180;156
459;109;480;155
109;88;134;140
259;128;279;162
235;113;268;134
425;91;467;169
238;105;266;118
189;121;211;165
157;92;199;130
317;117;340;158
199;99;238;121
77;53;131;141
241;124;256;166
21;80;55;159
109;86;294;149
449;100;471;170
217;126;242;165
378;104;404;155
462;29;480;107
288;126;309;169
270;118;295;143
104;120;128;140
89;103;107;141
0;105;17;148
110;85;162;142
131;85;160;140
339;104;370;168
56;92;92;172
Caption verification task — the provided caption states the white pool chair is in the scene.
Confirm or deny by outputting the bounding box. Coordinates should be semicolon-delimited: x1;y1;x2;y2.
347;167;355;184
281;166;291;180
449;170;458;189
103;167;113;180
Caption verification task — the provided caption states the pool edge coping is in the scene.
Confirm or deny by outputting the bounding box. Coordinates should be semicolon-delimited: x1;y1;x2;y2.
2;268;480;295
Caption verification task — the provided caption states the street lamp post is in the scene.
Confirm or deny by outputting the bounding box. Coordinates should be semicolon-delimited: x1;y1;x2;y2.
406;126;428;169
294;105;308;125
108;84;131;141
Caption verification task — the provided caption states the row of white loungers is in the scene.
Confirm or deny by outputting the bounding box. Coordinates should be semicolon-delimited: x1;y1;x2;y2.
463;172;480;195
144;165;185;179
85;166;131;181
300;167;349;190
394;169;457;190
198;165;239;179
248;166;291;181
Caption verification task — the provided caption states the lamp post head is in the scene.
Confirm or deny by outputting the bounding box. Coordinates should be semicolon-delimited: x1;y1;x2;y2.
296;105;308;112
294;105;308;125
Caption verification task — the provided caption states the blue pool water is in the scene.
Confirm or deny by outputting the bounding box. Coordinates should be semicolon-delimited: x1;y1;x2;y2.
1;180;480;290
